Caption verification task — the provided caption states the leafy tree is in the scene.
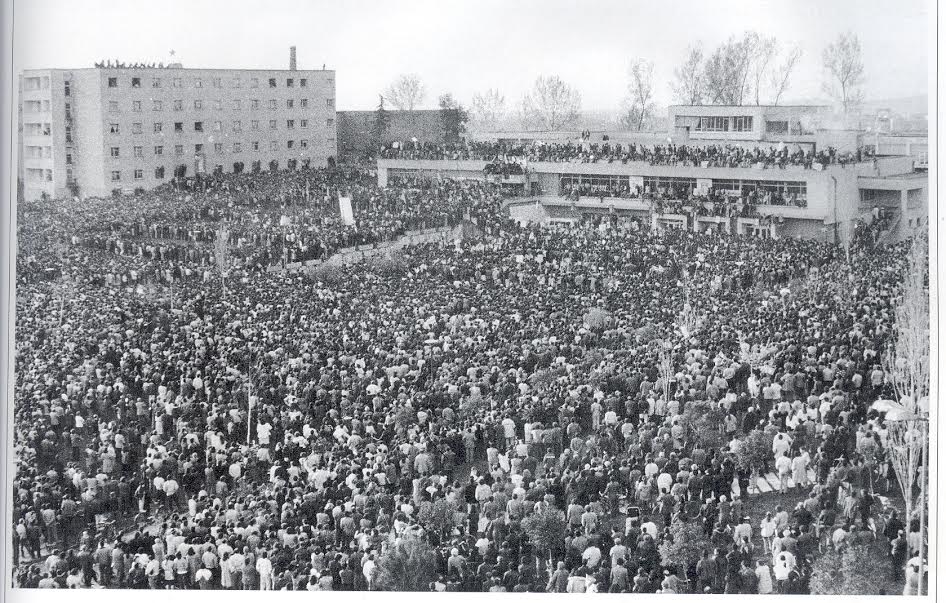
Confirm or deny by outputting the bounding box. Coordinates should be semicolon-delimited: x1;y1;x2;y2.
658;519;709;578
471;88;506;131
521;506;567;562
809;542;894;595
438;93;469;144
375;535;438;591
385;73;426;111
519;75;581;131
620;58;655;131
372;94;390;148
672;45;705;105
822;32;866;114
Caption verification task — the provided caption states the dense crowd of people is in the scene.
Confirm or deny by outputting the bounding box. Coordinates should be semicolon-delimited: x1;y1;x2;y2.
380;140;874;170
11;164;926;594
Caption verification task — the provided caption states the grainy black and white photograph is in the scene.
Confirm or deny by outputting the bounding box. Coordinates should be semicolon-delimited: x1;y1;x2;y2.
1;0;938;597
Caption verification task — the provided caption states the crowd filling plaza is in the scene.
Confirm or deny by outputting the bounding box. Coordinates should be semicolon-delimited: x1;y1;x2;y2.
11;147;928;593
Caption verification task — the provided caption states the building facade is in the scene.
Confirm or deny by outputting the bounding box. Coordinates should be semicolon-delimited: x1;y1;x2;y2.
19;62;336;200
376;105;928;243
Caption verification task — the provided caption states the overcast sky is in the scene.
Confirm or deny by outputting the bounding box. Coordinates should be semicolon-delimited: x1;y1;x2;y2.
13;0;931;111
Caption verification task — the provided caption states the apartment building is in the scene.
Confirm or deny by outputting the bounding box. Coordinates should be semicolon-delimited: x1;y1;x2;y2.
19;52;336;200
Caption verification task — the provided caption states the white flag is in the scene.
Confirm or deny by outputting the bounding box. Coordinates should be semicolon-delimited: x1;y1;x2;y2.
338;194;355;226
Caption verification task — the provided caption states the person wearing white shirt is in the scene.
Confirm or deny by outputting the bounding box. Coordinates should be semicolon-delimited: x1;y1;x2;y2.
256;552;273;590
755;560;774;594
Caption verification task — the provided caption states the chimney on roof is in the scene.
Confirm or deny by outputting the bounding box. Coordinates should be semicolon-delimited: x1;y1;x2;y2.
289;46;297;71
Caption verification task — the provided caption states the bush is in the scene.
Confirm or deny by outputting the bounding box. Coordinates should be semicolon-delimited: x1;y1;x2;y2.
375;535;438;591
809;542;894;595
735;429;771;474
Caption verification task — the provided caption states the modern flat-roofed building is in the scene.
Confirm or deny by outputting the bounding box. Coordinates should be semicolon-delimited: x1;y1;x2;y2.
18;49;336;200
377;105;927;244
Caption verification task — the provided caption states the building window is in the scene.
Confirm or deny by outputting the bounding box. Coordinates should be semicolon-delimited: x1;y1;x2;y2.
109;123;120;134
231;77;241;88
194;100;203;110
287;119;295;129
326;98;334;108
766;120;789;134
300;78;307;87
155;166;165;179
269;119;277;130
301;98;309;109
213;121;222;132
287;99;294;109
251;78;259;88
287;140;294;149
214;142;224;154
194;121;203;132
195;143;203;153
232;99;242;111
134;146;143;158
300;139;308;149
66;168;74;182
175;144;184;156
108;101;119;112
269;78;277;88
212;77;222;88
110;147;120;157
695;116;729;132
326;118;334;127
152;78;162;88
251;99;260;110
132;100;142;112
301;119;308;129
173;99;183;111
195;78;202;88
251;120;259;130
108;77;118;88
269;99;277;110
154;145;164;156
66;153;73;164
232;120;242;132
134;169;144;180
153;100;163;111
154;122;163;133
44;169;53;182
132;122;143;134
131;77;141;88
64;80;71;96
65;126;73;143
214;99;223;110
173;77;182;88
287;78;294;87
732;116;753;132
252;141;260;151
174;122;183;132
269;141;278;151
233;142;242;153
111;170;121;181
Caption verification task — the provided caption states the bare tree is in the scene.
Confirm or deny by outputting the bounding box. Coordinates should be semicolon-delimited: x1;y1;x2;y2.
750;35;778;105
519;75;581;131
620;58;655;131
672;44;705;105
703;34;754;105
883;234;929;594
384;73;426;111
769;45;803;106
471;88;506;131
822;32;866;113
